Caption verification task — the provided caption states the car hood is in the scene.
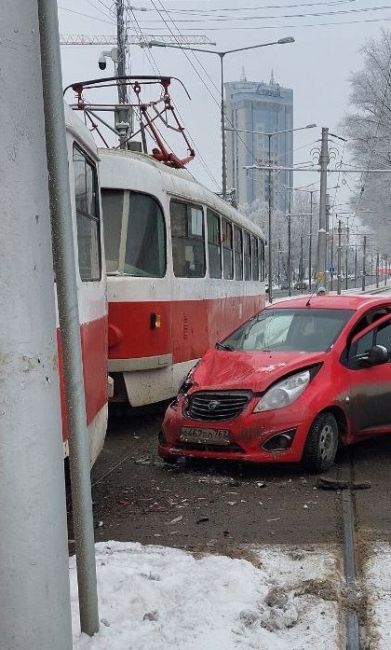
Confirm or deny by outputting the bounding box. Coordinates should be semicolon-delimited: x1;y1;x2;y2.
191;348;325;393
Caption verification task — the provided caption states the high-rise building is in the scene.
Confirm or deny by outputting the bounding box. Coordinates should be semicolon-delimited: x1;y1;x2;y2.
225;72;293;212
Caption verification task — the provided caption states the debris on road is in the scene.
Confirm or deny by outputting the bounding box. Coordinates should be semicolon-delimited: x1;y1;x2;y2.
317;477;371;491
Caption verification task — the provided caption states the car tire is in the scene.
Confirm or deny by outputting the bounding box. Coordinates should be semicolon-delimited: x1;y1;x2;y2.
302;412;339;473
162;456;178;465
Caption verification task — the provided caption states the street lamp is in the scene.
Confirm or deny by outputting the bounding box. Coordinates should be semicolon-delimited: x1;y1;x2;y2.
140;37;295;198
238;123;317;302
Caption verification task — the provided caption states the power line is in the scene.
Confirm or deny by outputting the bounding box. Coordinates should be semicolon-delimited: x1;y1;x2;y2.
135;14;391;30
134;0;361;11
132;4;391;22
58;5;115;24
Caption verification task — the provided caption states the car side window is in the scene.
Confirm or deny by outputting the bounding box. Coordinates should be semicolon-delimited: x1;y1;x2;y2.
375;322;391;356
355;330;374;356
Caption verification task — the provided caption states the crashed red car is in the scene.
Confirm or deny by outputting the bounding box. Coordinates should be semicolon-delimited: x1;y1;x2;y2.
159;294;391;472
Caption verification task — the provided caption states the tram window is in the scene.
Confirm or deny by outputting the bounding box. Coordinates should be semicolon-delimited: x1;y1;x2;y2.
223;220;234;280
124;193;166;277
234;226;243;280
259;239;265;281
101;189;123;273
171;200;206;278
73;146;101;281
244;231;251;280
207;209;222;278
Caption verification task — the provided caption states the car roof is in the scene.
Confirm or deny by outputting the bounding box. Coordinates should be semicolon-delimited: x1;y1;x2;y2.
266;293;391;312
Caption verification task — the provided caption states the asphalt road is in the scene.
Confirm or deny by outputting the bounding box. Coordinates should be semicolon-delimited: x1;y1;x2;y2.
66;408;391;554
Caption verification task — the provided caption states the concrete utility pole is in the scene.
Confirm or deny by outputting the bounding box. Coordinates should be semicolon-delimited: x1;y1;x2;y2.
38;0;99;636
309;191;314;291
354;246;358;288
315;128;330;287
116;0;131;147
287;193;292;296
0;1;72;648
345;222;350;291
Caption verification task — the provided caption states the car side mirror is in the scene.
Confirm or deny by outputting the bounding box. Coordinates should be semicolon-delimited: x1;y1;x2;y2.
368;344;389;365
356;344;389;367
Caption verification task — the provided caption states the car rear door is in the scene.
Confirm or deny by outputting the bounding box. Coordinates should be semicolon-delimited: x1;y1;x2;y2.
347;315;391;436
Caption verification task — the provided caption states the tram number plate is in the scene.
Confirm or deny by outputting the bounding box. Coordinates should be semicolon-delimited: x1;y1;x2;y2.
180;427;230;446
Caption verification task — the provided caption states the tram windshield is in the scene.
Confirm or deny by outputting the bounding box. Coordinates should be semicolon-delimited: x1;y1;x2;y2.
102;189;166;277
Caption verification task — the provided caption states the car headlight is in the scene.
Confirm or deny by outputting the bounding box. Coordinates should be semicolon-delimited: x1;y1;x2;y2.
253;369;311;413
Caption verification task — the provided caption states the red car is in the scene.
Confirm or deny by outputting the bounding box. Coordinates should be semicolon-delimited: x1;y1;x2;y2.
159;294;391;472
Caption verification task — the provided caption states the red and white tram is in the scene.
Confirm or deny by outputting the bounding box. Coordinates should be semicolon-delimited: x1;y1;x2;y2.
61;105;108;463
100;148;266;407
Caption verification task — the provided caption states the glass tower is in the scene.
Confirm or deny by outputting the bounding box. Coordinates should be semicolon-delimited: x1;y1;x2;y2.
225;74;293;213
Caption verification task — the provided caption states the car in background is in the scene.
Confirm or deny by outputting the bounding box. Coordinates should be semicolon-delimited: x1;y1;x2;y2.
294;280;308;291
159;295;391;472
280;280;290;291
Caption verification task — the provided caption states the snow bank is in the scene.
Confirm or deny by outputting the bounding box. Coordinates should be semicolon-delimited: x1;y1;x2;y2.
364;543;391;648
70;542;340;650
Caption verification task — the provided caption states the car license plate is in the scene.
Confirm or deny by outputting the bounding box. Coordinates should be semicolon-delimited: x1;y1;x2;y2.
180;427;230;446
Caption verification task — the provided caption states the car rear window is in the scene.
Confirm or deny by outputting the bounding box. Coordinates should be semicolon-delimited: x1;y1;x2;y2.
222;308;354;353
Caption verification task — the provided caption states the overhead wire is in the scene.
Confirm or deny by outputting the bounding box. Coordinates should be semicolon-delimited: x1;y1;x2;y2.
134;4;391;23
135;0;361;12
125;1;220;188
58;5;116;24
135;14;391;31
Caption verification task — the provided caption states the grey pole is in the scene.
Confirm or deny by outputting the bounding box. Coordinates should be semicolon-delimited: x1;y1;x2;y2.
376;252;380;288
337;220;342;295
268;134;273;302
38;0;99;635
116;0;130;148
362;236;367;292
288;192;292;296
220;53;227;199
308;191;313;291
0;1;72;648
354;247;358;289
300;235;304;282
345;224;349;291
316;128;329;288
330;232;334;289
385;255;388;286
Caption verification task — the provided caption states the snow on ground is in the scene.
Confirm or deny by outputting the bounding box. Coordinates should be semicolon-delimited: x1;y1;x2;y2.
71;542;341;650
364;543;391;649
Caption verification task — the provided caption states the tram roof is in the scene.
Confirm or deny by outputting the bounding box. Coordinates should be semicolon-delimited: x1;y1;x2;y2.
98;147;265;239
64;104;99;160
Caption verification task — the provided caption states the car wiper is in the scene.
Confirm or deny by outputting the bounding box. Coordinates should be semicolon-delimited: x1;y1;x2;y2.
215;341;234;351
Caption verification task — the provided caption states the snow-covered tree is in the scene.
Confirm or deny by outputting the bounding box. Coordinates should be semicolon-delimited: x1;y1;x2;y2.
342;29;391;253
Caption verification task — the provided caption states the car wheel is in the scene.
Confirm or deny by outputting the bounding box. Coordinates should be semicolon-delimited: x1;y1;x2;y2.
302;412;339;473
162;456;178;465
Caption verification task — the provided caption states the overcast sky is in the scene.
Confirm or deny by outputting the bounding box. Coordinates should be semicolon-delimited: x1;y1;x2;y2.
58;0;391;220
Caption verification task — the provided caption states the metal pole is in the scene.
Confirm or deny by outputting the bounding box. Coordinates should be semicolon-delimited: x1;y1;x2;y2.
376;252;380;288
288;194;292;297
345;224;349;291
116;0;130;148
220;53;226;199
337;219;342;295
268;134;273;302
385;255;388;286
362;236;367;292
354;247;358;289
0;1;72;648
316;127;329;288
300;235;304;282
309;191;313;291
38;0;99;635
330;233;334;290
277;239;281;286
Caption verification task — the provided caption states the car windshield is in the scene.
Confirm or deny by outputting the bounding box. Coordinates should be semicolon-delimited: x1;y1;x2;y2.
222;308;354;353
